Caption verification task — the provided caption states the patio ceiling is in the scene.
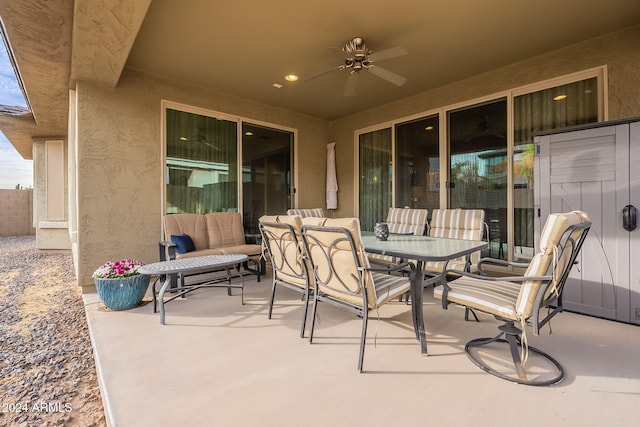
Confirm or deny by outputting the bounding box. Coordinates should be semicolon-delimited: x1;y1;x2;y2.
1;0;640;159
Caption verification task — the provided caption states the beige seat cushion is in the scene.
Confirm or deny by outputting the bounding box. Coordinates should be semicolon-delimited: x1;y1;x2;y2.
433;276;522;320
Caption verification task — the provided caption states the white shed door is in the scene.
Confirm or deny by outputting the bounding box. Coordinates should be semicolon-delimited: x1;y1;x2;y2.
536;123;633;323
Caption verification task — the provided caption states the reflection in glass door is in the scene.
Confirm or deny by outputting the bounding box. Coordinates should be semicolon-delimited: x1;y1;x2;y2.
448;99;507;259
395;115;440;212
242;123;293;235
513;77;598;261
359;127;392;231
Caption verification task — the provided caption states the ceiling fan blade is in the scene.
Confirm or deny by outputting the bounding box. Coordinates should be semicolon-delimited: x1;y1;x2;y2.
304;65;343;81
344;73;358;97
369;45;409;62
368;65;407;86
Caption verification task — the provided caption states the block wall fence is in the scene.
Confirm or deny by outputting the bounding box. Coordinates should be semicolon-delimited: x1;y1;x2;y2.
0;189;35;236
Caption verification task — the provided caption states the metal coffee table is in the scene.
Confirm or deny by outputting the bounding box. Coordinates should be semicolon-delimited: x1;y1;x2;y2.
138;254;249;324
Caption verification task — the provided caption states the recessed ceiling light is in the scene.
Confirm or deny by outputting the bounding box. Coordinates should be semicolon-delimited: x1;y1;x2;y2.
284;74;299;82
245;131;253;136
554;94;567;101
425;126;434;131
179;136;188;141
273;83;283;89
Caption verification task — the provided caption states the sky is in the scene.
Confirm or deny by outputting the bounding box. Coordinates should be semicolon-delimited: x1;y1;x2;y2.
0;32;33;189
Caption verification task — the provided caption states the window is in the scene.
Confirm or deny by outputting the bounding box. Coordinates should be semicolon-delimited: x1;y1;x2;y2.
164;104;296;222
165;108;238;214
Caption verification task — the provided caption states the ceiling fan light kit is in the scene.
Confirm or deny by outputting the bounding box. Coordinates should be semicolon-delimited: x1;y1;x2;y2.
306;36;409;96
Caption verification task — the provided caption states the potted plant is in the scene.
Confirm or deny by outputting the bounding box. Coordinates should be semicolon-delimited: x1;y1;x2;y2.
92;259;150;311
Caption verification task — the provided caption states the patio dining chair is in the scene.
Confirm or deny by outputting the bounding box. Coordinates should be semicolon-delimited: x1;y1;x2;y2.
259;215;312;338
301;217;415;372
368;207;429;267
286;208;325;218
434;211;591;385
424;208;486;274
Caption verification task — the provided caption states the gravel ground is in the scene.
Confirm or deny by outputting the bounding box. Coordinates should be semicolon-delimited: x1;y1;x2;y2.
0;236;105;427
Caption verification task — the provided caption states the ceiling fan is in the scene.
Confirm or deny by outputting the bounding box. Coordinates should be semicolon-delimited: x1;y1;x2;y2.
306;36;409;96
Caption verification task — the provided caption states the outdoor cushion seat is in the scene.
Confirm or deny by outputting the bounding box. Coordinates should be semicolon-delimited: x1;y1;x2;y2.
434;210;591;385
161;212;264;284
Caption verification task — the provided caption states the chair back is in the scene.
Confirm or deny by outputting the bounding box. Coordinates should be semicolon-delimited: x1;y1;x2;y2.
517;211;591;321
385;207;428;235
203;212;247;247
286;208;325;218
427;208;485;271
259;215;308;288
164;213;209;250
301;217;378;309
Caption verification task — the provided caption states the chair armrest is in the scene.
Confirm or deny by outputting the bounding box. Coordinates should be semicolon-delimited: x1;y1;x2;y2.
366;261;415;275
476;257;530;275
159;241;177;261
442;267;552;284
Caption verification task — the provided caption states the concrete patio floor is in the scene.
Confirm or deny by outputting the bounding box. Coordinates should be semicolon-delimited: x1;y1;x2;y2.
83;270;640;427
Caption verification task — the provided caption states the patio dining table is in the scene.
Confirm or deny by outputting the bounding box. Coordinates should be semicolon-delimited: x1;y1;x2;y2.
361;232;487;355
138;254;249;325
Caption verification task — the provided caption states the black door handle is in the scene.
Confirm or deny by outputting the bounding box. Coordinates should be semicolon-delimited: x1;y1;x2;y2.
623;205;637;231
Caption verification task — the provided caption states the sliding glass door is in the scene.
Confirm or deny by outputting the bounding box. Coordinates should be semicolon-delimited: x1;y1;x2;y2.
448;99;508;259
395;115;440;212
358;127;392;231
242;123;293;235
513;77;598;261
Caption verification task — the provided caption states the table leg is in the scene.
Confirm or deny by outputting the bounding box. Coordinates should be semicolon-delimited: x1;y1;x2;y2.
158;273;176;325
411;261;428;355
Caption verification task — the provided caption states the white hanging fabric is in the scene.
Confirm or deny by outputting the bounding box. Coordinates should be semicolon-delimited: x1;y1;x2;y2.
326;141;338;210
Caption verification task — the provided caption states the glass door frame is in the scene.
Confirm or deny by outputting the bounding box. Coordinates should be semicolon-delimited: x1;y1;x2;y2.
161;100;298;218
353;66;606;270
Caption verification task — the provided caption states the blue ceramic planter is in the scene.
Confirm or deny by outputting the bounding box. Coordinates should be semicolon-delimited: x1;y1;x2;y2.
94;274;150;311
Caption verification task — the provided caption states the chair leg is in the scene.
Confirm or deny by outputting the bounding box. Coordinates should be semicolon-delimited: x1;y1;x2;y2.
300;290;311;339
268;282;277;319
308;294;319;344
464;307;480;322
357;309;368;373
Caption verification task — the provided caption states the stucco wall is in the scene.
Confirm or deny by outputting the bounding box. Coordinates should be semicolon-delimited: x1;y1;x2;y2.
331;24;640;217
75;70;330;288
73;25;639;289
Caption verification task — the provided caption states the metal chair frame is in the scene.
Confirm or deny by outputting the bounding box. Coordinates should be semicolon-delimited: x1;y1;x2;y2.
259;221;312;338
439;219;591;385
301;224;414;372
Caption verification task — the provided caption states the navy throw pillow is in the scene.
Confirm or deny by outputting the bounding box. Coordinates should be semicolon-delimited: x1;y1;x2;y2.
171;233;195;254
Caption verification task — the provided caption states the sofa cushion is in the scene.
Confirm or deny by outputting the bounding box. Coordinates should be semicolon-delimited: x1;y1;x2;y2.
164;213;209;250
205;212;247;247
171;233;195;254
